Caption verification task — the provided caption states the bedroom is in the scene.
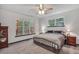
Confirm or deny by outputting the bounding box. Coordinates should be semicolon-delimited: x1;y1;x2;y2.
0;4;79;54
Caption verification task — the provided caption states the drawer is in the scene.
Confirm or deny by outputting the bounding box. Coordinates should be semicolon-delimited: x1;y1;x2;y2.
68;43;76;46
0;26;8;49
67;36;76;46
68;39;76;42
0;43;8;49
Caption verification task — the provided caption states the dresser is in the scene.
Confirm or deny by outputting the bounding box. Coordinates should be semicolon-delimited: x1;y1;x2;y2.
67;36;76;46
0;26;8;49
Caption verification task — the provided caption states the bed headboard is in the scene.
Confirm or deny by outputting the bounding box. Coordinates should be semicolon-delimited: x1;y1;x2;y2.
46;27;65;32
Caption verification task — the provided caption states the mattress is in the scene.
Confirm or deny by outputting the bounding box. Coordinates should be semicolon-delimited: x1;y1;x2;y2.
33;33;65;49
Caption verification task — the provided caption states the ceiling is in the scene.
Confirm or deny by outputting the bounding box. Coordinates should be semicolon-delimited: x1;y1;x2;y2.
0;4;79;17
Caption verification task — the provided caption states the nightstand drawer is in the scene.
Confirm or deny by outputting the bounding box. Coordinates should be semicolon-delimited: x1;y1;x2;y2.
67;36;76;46
68;42;76;46
68;39;76;42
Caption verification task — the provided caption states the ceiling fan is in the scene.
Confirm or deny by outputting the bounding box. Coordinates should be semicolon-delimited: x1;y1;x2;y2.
34;4;53;15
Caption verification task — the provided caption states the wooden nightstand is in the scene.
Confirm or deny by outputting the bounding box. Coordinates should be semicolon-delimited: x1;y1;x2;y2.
67;36;76;46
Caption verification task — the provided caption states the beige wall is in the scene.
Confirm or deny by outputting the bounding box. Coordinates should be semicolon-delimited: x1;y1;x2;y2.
39;8;79;44
39;8;79;35
0;9;39;43
0;7;79;44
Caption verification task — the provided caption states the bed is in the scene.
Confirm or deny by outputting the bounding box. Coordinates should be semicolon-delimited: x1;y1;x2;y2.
33;30;66;53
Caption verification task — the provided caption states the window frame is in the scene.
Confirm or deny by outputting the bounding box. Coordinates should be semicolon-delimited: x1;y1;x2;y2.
16;19;35;37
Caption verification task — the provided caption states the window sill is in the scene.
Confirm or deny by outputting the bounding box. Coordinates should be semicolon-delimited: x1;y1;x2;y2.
48;26;64;27
15;33;35;37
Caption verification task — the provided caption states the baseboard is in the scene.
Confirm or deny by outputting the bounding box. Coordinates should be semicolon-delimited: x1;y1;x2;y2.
9;38;32;45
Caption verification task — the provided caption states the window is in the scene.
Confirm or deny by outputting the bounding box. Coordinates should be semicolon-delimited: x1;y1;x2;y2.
48;18;64;27
56;18;64;27
16;18;35;36
48;19;55;27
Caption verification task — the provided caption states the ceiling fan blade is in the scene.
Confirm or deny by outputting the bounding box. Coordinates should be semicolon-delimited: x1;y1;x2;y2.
31;4;53;15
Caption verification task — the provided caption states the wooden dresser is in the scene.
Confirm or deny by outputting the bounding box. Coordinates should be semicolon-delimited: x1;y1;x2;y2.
0;26;8;49
67;36;76;46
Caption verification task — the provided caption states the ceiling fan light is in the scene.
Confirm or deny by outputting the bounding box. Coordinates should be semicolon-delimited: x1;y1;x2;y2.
41;10;45;14
38;10;42;15
37;4;53;15
38;10;45;15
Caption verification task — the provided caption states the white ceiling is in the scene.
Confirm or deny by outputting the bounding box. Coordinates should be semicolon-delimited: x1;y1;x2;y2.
0;4;79;17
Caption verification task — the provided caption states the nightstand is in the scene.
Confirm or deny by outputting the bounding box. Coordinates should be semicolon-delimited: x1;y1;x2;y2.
67;36;76;46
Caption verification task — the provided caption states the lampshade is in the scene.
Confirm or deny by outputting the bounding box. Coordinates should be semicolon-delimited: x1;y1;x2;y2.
65;25;71;36
41;10;45;14
38;10;45;15
41;26;46;33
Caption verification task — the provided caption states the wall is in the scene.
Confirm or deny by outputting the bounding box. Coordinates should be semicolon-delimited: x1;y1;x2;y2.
40;8;79;34
0;9;39;43
1;7;79;44
39;8;79;44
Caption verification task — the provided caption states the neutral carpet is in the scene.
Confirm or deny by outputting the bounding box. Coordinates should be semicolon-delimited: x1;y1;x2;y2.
0;39;53;54
61;45;79;54
0;39;79;54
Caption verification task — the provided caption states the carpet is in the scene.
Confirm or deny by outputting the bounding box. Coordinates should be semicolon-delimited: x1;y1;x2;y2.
0;39;79;54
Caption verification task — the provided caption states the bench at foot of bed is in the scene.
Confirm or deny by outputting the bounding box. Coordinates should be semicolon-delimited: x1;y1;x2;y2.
33;40;60;54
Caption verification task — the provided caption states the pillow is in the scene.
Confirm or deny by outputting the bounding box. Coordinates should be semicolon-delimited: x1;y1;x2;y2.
46;30;53;33
46;30;65;35
53;31;62;34
53;31;66;37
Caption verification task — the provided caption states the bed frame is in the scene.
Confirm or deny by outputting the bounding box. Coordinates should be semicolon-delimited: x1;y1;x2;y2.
33;38;61;54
